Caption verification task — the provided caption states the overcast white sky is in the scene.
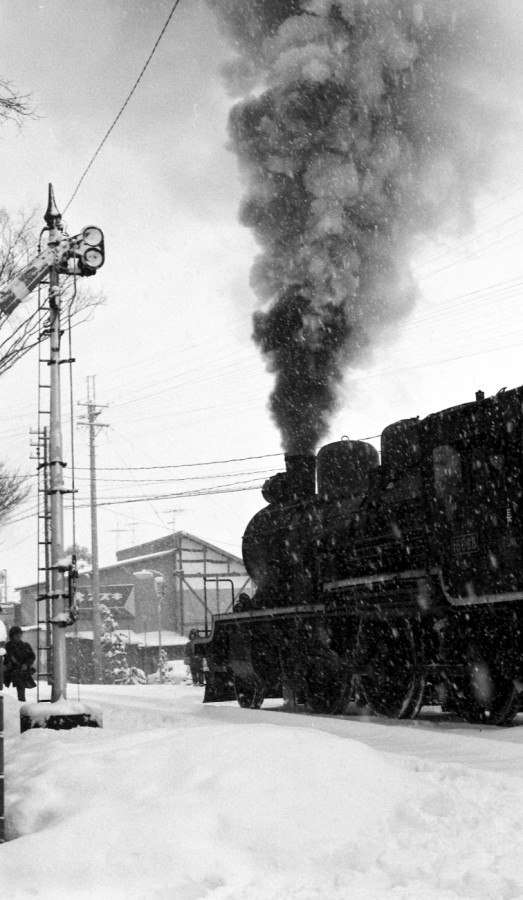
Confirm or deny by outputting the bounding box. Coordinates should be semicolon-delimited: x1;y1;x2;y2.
1;0;523;596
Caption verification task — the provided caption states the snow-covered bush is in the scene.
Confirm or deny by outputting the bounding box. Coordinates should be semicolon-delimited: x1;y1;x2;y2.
115;666;147;685
100;603;129;684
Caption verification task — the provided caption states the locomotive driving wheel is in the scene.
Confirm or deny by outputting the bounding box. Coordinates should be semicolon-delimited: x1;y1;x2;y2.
356;619;426;719
444;618;519;726
233;673;266;709
303;654;353;714
299;620;355;715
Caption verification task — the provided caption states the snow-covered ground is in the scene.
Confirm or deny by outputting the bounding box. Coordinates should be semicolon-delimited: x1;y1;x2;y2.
3;684;523;900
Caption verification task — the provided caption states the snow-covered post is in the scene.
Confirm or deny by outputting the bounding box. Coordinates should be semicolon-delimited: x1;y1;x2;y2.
153;575;165;683
0;616;6;843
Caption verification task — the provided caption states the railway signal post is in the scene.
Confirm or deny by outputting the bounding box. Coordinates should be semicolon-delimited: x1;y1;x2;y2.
2;185;106;732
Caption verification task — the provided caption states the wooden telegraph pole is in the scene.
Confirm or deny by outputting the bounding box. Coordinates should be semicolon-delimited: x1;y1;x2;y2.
78;377;108;683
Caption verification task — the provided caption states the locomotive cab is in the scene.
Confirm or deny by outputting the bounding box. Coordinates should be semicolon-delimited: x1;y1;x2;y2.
423;387;523;602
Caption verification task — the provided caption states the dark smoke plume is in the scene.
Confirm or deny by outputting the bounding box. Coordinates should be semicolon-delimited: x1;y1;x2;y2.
210;0;517;454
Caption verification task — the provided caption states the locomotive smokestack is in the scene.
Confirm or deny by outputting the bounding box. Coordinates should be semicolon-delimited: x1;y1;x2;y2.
284;453;316;501
210;1;515;453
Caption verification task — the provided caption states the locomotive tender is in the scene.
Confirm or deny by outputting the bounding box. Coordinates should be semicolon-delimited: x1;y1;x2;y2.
197;386;523;725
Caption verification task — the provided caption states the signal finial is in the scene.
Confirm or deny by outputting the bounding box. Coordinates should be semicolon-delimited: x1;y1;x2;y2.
44;183;62;229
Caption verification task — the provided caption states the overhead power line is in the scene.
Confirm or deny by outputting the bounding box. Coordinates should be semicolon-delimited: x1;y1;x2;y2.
72;439;381;473
71;467;282;485
64;0;183;212
72;481;268;509
74;451;284;472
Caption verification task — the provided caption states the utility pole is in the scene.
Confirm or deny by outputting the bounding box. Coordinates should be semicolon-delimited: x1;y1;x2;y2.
168;508;184;533
45;186;102;702
109;526;127;553
78;377;108;684
46;188;69;703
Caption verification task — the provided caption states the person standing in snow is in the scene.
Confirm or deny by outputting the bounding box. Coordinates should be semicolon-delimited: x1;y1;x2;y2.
4;626;36;701
184;629;205;686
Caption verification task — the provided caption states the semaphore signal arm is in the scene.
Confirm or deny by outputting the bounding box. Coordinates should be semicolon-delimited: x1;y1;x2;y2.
0;219;105;319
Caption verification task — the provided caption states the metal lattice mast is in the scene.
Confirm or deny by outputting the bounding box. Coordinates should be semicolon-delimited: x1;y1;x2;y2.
45;186;69;702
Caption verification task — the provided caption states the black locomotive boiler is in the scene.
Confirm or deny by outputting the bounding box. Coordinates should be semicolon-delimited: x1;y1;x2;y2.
196;386;523;725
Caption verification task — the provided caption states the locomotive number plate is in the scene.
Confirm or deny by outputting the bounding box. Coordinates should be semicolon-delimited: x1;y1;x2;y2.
452;532;479;554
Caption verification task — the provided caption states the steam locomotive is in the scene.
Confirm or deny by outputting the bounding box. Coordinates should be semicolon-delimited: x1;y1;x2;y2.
196;386;523;725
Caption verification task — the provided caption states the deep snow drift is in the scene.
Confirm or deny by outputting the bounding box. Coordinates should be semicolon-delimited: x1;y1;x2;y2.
3;683;523;899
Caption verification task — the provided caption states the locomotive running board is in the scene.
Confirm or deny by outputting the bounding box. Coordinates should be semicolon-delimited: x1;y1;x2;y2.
443;590;523;606
209;603;327;623
324;568;434;590
325;570;523;607
434;570;523;606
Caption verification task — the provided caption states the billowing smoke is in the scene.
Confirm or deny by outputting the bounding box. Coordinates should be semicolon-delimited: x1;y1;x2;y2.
210;0;516;453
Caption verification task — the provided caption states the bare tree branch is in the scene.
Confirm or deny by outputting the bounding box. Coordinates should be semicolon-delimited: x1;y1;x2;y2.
0;208;38;283
0;465;30;525
0;82;39;524
0;78;35;127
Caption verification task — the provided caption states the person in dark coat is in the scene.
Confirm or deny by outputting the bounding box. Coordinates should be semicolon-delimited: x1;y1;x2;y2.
4;626;36;701
184;629;205;686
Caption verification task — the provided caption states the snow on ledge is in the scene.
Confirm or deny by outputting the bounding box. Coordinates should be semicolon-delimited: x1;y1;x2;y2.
20;699;103;728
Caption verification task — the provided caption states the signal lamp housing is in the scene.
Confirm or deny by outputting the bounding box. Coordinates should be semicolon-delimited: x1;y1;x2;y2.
78;226;105;276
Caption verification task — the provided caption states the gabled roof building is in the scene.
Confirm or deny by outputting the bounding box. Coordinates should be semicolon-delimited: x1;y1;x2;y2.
15;531;253;681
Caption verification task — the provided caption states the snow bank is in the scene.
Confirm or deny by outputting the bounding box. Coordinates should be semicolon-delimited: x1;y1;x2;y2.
19;699;103;729
2;687;523;899
3;720;409;898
